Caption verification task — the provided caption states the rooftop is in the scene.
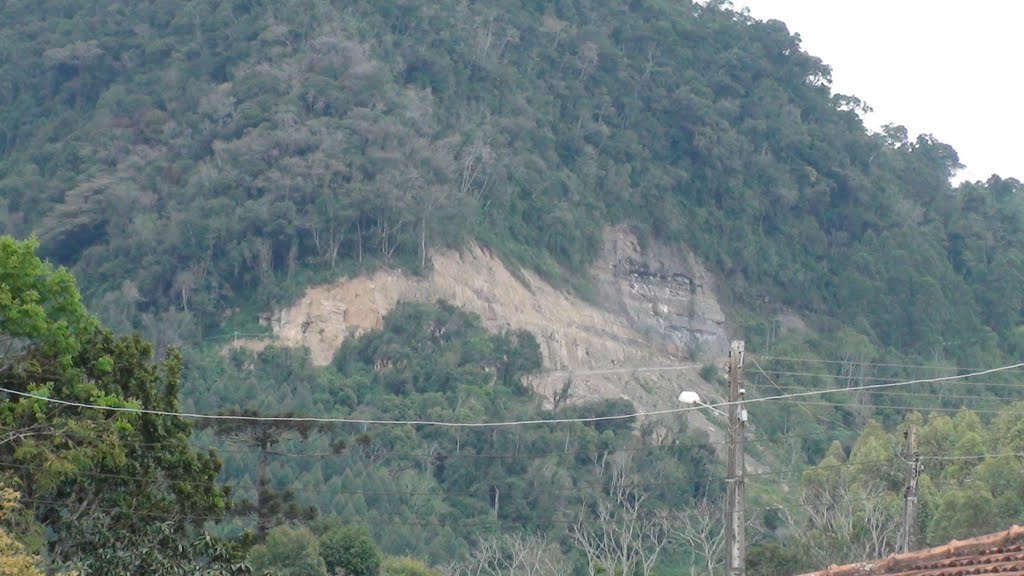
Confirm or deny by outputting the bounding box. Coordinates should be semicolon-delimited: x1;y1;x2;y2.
798;526;1024;576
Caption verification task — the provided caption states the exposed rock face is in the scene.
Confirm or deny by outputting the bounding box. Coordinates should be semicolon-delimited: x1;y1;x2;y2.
594;229;729;361
230;227;733;438
261;273;406;361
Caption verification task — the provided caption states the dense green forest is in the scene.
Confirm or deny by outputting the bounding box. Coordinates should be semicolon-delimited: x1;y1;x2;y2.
3;0;1024;573
7;235;1024;575
2;0;1023;364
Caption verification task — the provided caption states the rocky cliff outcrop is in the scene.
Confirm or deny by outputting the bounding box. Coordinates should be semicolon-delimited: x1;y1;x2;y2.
594;228;729;361
230;227;732;434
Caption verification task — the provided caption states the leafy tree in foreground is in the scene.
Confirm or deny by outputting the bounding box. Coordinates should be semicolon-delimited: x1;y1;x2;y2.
0;236;234;573
248;525;327;576
0;488;44;576
319;525;381;576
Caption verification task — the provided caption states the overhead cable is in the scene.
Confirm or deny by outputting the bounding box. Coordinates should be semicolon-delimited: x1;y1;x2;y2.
1;362;1020;427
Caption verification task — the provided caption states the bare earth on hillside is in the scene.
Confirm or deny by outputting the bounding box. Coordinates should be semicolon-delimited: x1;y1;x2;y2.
230;228;734;442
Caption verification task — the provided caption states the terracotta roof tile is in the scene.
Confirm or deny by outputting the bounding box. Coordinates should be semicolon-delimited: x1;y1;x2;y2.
798;526;1024;576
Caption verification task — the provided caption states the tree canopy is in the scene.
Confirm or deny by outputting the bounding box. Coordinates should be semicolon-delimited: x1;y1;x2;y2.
0;236;236;573
1;0;1021;369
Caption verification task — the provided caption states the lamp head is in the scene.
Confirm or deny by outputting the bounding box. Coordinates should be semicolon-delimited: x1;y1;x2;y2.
678;391;702;405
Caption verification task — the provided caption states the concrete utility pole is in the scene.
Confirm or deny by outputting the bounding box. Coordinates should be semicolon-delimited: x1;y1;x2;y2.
726;340;746;576
901;424;921;553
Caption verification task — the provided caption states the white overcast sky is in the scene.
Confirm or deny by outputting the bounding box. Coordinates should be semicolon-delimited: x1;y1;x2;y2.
736;0;1022;183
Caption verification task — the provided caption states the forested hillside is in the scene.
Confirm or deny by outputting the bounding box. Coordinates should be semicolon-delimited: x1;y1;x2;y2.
4;0;1024;574
3;0;1023;364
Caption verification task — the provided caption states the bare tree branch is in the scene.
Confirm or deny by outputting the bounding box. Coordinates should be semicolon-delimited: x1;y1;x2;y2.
671;498;726;576
570;454;670;576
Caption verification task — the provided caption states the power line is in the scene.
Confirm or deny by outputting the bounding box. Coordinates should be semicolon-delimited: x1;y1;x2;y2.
14;493;876;529
751;372;1024;392
757;369;967;382
754;369;1024;389
545;364;701;377
754;376;1024;393
749;356;854;431
20;473;1002;536
208;430;833;461
0;426;836;463
755;356;1024;373
15;496;508;528
0;433;902;500
919;451;1024;461
765;399;1008;415
0;384;693;426
3;362;1020;427
742;362;1023;408
0;459;887;505
1;435;845;502
749;384;1010;403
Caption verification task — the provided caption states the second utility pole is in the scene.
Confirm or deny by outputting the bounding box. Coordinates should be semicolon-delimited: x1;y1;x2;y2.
901;424;921;553
726;340;747;576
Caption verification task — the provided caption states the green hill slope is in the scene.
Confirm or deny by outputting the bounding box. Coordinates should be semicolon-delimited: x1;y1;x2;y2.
3;0;1022;366
5;1;1024;571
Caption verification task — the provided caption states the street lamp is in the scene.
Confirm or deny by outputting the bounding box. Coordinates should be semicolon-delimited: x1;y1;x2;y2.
677;390;727;417
678;390;747;422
